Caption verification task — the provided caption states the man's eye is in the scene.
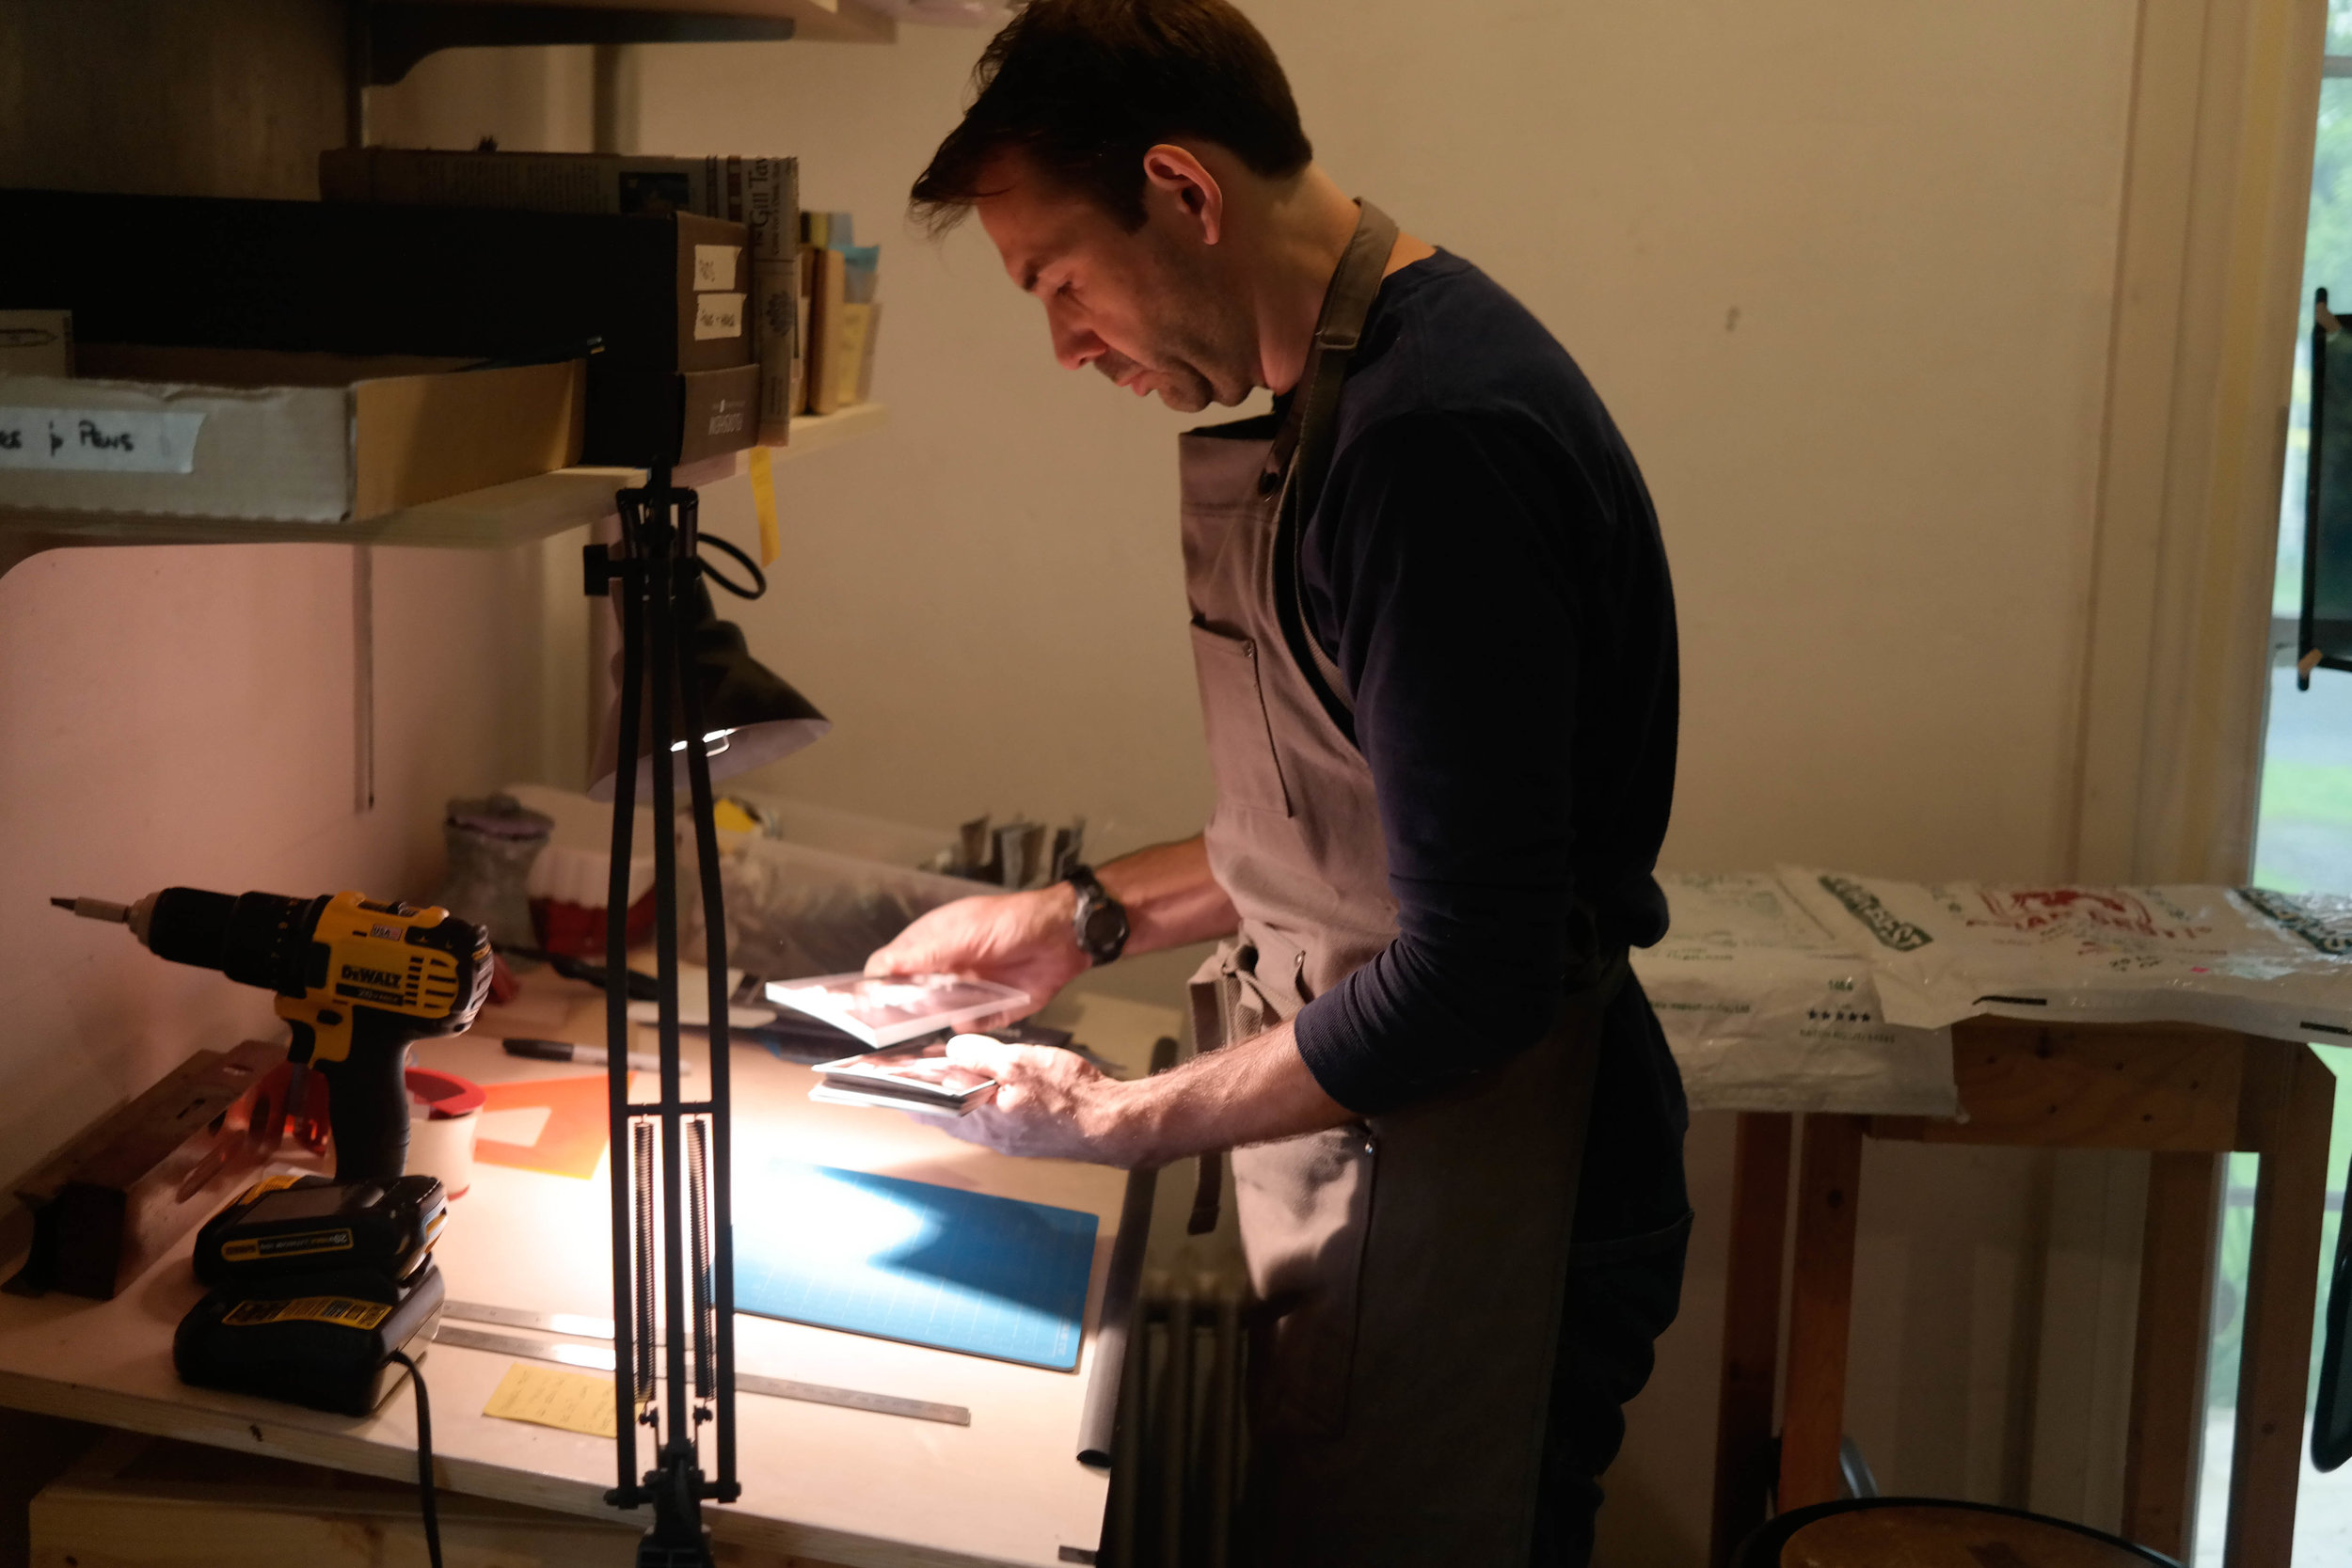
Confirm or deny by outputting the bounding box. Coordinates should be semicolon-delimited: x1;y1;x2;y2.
1056;280;1075;300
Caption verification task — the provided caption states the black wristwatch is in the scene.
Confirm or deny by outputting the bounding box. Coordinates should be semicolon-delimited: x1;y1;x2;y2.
1065;864;1129;966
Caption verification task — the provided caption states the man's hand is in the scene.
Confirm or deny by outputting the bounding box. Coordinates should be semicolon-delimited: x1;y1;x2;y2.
865;838;1240;1013
865;886;1088;1009
910;1035;1164;1168
906;1021;1357;1171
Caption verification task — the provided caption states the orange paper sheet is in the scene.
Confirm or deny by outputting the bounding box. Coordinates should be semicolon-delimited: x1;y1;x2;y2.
472;1072;631;1180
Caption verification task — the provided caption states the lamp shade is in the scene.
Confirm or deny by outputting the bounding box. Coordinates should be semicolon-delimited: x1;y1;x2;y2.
588;580;830;803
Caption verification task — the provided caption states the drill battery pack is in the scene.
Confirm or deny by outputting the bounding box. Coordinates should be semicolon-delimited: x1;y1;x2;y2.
193;1174;446;1290
174;1259;445;1416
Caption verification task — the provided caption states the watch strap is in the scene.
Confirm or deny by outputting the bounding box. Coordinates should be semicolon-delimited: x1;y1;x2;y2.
1065;864;1129;965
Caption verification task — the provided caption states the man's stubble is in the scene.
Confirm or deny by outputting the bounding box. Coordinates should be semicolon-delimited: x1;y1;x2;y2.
1098;226;1260;413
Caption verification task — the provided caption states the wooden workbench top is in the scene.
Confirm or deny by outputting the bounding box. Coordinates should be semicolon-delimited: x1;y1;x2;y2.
0;977;1178;1568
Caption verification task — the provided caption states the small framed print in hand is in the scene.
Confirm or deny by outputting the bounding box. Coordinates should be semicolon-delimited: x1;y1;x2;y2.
765;973;1030;1048
809;1037;1000;1116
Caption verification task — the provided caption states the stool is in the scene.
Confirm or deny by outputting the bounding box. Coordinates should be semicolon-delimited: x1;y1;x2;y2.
1735;1497;2181;1568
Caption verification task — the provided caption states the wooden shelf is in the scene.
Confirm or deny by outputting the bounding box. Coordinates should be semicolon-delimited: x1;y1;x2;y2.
768;396;889;459
602;0;899;45
0;403;888;577
373;0;898;81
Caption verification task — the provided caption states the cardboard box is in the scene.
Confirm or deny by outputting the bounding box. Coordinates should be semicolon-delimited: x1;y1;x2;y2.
583;361;759;467
0;346;584;524
0;309;72;375
323;150;799;445
320;149;795;251
0;189;748;374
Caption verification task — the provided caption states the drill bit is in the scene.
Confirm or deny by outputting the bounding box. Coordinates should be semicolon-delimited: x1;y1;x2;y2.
51;895;131;923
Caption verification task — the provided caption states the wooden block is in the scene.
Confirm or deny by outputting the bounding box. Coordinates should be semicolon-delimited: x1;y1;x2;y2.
1778;1114;1866;1513
1710;1112;1793;1568
2122;1150;2220;1558
1875;1020;2249;1152
2223;1042;2334;1567
8;1040;283;1299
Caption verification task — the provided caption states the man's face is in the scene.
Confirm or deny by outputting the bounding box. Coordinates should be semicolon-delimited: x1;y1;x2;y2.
975;153;1258;413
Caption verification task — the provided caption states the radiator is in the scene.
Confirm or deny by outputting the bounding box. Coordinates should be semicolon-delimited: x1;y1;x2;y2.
1101;1275;1251;1568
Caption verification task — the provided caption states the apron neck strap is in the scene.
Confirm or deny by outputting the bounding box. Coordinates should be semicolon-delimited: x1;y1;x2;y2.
1265;199;1401;513
1263;200;1400;735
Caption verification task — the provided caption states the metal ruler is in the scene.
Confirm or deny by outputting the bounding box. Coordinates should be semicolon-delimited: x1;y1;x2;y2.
445;1299;614;1339
434;1307;971;1428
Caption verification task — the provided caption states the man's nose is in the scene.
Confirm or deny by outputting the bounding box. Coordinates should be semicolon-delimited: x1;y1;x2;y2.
1049;310;1102;372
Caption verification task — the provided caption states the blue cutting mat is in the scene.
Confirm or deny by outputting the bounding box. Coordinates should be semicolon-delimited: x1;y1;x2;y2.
733;1160;1098;1370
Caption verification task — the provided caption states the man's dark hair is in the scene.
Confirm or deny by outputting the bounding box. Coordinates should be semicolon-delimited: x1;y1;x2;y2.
910;0;1313;234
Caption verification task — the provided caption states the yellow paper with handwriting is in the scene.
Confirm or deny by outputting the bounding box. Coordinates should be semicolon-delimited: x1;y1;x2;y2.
483;1362;618;1438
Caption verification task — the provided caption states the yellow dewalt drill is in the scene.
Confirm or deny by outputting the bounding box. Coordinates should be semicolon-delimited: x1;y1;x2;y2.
53;889;492;1182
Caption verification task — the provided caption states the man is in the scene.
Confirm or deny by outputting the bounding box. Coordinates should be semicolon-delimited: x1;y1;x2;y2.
868;3;1690;1563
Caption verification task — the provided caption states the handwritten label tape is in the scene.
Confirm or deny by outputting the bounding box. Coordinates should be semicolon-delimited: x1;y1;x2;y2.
693;245;742;291
693;293;746;341
0;407;203;473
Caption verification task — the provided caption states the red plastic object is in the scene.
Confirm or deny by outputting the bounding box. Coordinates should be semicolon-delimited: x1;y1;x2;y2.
530;888;657;959
405;1067;485;1120
250;1058;331;1156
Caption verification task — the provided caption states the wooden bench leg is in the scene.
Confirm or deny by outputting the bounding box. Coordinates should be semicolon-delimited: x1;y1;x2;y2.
1710;1112;1793;1568
2123;1150;2221;1559
1778;1114;1866;1513
2224;1043;2335;1568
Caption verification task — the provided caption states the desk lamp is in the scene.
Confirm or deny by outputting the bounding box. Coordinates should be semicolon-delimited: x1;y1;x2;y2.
583;467;826;1567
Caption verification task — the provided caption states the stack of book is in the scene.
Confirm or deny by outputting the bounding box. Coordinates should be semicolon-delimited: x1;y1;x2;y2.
801;211;882;416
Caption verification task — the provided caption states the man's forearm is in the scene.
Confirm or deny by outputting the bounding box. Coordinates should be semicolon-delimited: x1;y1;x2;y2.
1114;1019;1354;1165
930;1014;1354;1170
1090;835;1240;956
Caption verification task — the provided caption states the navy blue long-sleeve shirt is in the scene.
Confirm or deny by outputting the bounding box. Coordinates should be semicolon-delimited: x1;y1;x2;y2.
1281;250;1686;1238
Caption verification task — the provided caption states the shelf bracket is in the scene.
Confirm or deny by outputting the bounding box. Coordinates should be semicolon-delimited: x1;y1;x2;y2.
365;5;796;87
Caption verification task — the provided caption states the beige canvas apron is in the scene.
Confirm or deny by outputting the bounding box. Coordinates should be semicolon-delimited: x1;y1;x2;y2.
1182;203;1618;1566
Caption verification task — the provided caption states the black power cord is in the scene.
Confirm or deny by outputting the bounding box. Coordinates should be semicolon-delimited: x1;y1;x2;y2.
697;532;768;599
387;1350;445;1568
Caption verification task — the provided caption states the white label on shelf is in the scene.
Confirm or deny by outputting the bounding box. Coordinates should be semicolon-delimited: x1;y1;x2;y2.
693;293;746;341
0;406;203;472
693;245;742;290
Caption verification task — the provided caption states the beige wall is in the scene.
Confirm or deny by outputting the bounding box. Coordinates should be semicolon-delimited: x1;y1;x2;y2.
658;3;2141;888
0;13;587;1306
633;3;2148;1559
0;543;557;1163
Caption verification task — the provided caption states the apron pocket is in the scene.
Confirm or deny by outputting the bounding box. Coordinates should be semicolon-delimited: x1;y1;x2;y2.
1188;621;1293;817
1232;1126;1375;1439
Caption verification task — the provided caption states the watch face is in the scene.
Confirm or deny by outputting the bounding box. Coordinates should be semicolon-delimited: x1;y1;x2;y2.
1080;902;1127;952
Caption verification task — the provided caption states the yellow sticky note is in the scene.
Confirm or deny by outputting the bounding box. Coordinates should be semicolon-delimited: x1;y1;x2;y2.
483;1362;618;1438
748;444;781;566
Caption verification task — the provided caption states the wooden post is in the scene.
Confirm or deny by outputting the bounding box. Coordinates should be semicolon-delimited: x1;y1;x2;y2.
2224;1042;2335;1568
2122;1150;2222;1558
1710;1112;1794;1568
1778;1114;1867;1513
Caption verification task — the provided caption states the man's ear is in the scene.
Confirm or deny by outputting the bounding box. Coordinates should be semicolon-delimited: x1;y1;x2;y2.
1141;144;1224;245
